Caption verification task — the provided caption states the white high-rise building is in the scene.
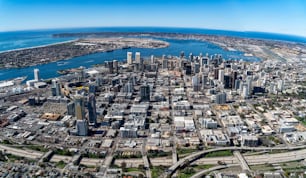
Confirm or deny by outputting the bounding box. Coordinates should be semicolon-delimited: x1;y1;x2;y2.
127;52;133;64
218;69;224;83
277;80;284;92
242;84;249;99
34;68;40;81
135;52;141;63
151;55;155;64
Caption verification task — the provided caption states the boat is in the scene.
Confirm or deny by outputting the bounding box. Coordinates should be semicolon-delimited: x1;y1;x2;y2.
57;70;69;75
57;61;68;66
106;49;114;52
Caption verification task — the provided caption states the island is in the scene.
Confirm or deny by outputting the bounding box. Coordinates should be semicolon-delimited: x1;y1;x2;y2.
0;38;169;69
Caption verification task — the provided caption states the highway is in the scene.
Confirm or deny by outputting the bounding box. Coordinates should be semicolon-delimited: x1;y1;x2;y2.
80;157;104;166
233;151;250;172
142;139;151;178
0;144;43;159
3;143;306;178
50;155;72;163
190;164;240;178
195;148;306;165
166;145;306;177
190;149;306;178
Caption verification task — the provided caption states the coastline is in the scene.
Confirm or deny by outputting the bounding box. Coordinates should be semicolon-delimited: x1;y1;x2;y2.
0;38;169;70
1;31;305;73
0;39;78;54
53;32;306;63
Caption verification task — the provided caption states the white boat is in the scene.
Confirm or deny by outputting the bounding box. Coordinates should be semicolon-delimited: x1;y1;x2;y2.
57;61;68;66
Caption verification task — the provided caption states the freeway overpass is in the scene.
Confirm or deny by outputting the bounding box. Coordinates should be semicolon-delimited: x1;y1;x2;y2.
165;145;306;177
191;149;306;178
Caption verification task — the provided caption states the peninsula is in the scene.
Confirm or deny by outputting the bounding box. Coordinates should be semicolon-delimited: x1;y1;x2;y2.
0;38;169;69
55;32;306;62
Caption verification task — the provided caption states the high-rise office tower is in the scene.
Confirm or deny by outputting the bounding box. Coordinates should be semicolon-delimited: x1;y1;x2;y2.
34;68;40;81
123;81;133;93
215;92;227;104
106;61;113;74
218;69;224;83
185;64;192;75
89;84;96;95
150;55;155;64
76;120;88;136
74;95;85;120
224;75;231;89
162;54;166;60
231;71;238;89
127;52;133;64
140;84;150;102
234;79;241;90
214;68;219;80
246;76;253;95
162;58;168;69
242;84;249;99
192;75;200;91
189;53;194;61
277;80;284;92
67;102;75;116
113;60;118;74
88;94;97;126
202;73;208;88
135;52;141;64
194;63;200;74
51;79;61;96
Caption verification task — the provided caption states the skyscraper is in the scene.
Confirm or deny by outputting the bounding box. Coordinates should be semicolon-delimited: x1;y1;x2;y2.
192;75;200;92
113;60;118;74
135;52;141;64
89;84;96;95
140;84;150;102
123;81;134;93
74;95;85;120
34;68;40;81
106;61;114;74
215;92;227;104
88;94;97;126
127;52;133;64
51;79;61;96
150;55;155;64
67;102;75;116
194;63;200;74
162;58;168;69
185;64;192;75
189;53;194;61
277;80;284;92
218;69;224;83
76;120;88;136
246;76;253;95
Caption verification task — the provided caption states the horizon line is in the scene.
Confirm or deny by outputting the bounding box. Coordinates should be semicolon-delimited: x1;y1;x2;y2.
1;25;306;39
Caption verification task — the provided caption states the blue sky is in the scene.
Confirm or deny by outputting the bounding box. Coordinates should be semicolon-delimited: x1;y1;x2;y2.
1;0;306;37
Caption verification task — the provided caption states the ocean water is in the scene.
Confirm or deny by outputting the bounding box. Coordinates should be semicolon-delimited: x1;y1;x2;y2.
0;27;306;81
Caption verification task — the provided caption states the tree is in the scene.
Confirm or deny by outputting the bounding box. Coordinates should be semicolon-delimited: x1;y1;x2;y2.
121;161;127;172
